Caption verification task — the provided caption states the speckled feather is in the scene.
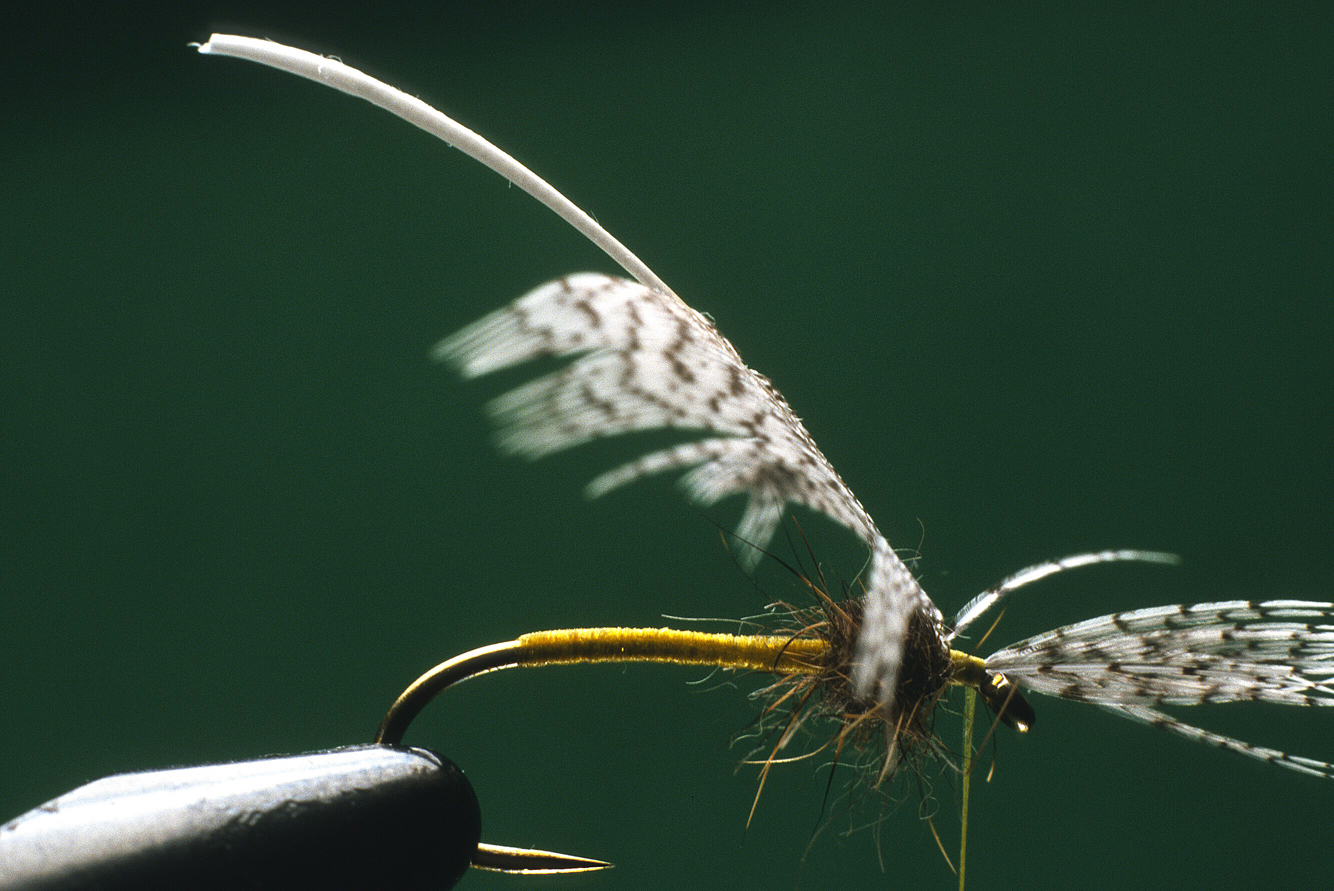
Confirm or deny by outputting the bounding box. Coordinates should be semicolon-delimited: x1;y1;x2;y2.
436;272;940;706
987;599;1334;777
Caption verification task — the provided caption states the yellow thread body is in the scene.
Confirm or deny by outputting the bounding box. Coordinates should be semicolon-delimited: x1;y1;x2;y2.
517;627;827;675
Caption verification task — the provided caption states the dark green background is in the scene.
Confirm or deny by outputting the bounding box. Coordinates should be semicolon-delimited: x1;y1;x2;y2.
4;4;1331;888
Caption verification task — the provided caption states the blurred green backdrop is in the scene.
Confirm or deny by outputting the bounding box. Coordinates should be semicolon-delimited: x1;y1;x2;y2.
3;3;1331;889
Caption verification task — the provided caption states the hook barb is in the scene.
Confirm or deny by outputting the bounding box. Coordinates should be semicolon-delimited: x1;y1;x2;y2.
473;843;613;875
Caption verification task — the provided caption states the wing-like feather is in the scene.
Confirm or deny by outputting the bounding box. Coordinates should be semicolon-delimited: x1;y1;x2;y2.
987;600;1334;708
436;273;938;704
987;600;1334;778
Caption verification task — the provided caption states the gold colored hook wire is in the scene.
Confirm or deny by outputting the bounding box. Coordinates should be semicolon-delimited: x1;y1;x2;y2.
375;626;1005;877
376;628;830;746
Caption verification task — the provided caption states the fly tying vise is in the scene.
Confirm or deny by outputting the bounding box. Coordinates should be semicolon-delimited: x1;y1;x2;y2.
0;744;610;890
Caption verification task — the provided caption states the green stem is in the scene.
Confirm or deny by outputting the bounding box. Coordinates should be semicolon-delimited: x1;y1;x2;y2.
959;685;976;891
